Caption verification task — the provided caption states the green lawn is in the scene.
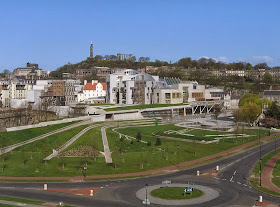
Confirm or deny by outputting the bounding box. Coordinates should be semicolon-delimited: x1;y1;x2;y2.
63;126;103;152
0;121;272;177
104;104;187;111
116;124;267;142
0;121;79;147
0;195;44;205
151;187;203;200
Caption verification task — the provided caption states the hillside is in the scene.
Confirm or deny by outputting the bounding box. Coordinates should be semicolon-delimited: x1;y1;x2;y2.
49;58;171;78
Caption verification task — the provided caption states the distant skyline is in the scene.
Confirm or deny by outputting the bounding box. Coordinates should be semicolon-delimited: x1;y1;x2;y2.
0;0;280;72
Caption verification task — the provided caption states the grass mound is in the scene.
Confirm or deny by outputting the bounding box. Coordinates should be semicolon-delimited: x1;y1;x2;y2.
151;187;203;200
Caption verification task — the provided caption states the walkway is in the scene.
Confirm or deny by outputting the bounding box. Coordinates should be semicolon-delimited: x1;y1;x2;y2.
0;132;279;181
44;124;103;160
262;152;280;193
101;127;112;163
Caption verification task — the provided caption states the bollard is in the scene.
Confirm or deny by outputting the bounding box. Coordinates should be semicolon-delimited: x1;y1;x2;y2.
259;195;262;202
43;184;47;191
90;190;94;196
216;166;219;171
196;170;200;176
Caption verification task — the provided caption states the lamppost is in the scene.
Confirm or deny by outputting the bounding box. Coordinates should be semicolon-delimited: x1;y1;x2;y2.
275;135;277;154
84;152;87;179
259;145;262;186
177;144;179;167
145;184;148;207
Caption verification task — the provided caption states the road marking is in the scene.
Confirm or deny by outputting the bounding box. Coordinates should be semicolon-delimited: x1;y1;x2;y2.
237;182;241;184
243;184;247;186
230;180;234;183
0;187;15;189
230;176;233;182
222;179;227;181
214;177;219;179
233;171;237;175
249;186;252;188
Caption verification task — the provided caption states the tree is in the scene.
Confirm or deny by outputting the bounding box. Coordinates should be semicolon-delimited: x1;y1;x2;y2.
263;72;273;88
94;55;103;60
178;57;192;68
260;117;278;128
266;102;280;120
130;56;136;62
254;62;269;70
136;132;141;142
155;138;161;146
3;69;10;74
241;102;261;124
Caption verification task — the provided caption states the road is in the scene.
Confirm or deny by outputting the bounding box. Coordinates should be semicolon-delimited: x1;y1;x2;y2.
0;112;279;207
0;136;279;206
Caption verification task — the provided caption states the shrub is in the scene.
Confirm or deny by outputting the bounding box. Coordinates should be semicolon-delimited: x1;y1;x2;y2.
136;132;142;142
147;141;151;146
155;138;161;146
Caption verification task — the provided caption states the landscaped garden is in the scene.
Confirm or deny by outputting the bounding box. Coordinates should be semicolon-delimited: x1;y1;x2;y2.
0;119;273;178
0;121;79;147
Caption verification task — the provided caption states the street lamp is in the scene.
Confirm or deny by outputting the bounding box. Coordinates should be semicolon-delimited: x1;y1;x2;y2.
259;145;262;186
84;152;87;179
145;184;148;207
177;145;179;167
275;135;277;154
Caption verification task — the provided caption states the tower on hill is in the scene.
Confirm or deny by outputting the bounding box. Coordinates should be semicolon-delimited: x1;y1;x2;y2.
90;41;93;59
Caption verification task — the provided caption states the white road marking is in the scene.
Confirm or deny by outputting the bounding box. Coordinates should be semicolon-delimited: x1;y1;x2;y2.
0;187;15;189
214;177;219;179
233;171;237;175
230;176;233;182
222;179;227;181
243;184;247;186
237;182;241;184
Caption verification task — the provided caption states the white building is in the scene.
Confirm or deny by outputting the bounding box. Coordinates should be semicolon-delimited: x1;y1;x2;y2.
106;69;159;104
0;81;32;107
77;80;106;103
153;80;224;104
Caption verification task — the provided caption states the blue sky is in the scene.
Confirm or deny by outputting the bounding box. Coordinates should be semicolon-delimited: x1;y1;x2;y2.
0;0;279;72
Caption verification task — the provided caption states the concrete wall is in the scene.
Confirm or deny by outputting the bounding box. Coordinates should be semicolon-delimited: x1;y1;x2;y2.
6;115;91;132
112;112;143;120
91;114;106;122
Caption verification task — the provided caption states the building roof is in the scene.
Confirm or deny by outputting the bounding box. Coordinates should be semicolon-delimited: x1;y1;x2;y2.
84;82;106;90
264;90;280;96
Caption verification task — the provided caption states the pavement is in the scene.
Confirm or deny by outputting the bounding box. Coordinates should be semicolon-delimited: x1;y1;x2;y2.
101;127;112;163
262;152;280;193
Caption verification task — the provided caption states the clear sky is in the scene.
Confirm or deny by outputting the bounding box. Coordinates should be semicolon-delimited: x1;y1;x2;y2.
0;0;279;72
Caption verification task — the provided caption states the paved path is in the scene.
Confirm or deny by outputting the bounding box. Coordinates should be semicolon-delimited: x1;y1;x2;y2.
101;127;112;163
0;120;92;155
44;124;103;160
136;183;219;206
262;152;280;193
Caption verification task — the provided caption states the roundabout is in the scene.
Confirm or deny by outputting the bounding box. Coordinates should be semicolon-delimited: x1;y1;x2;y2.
136;183;219;206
